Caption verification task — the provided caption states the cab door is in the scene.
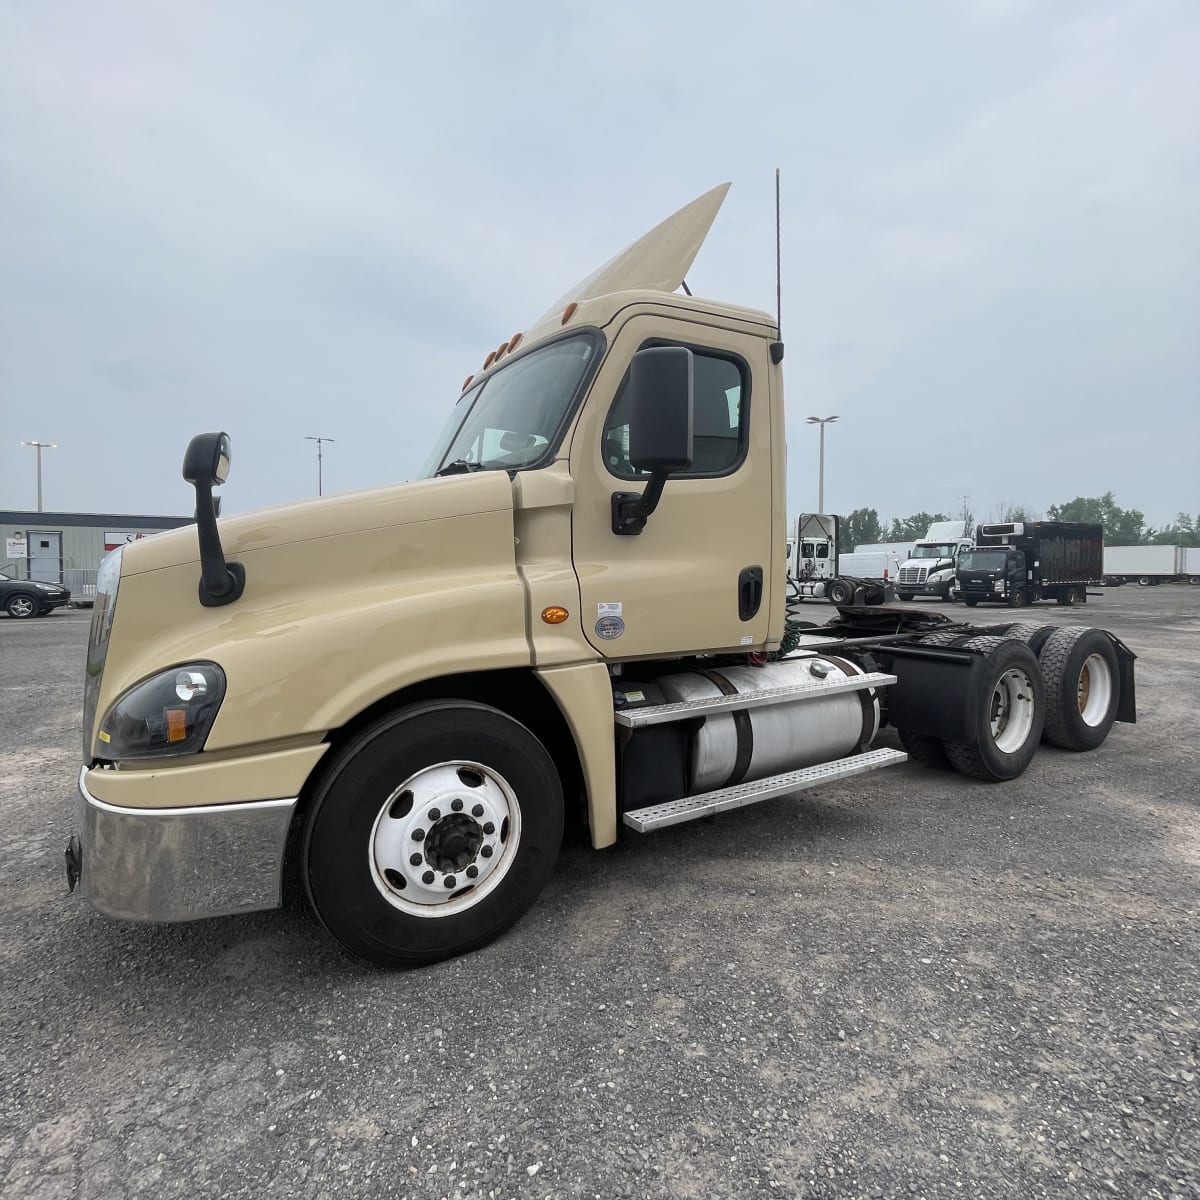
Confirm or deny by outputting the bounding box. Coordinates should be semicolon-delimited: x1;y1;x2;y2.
569;311;777;659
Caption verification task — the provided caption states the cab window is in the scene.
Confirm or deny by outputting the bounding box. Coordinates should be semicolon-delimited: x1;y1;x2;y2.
603;346;748;478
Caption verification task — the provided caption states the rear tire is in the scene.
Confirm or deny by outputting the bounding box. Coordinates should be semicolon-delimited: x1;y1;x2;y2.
943;637;1045;782
999;622;1056;655
1038;627;1120;751
898;729;952;771
827;579;853;605
302;701;564;967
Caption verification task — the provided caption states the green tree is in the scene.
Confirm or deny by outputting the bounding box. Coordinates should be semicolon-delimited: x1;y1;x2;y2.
1046;492;1148;545
886;512;949;542
843;507;884;549
1150;513;1200;547
990;502;1041;523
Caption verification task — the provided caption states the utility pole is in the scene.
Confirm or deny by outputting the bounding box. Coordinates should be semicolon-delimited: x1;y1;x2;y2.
805;416;838;512
959;494;972;533
305;436;335;497
20;441;57;512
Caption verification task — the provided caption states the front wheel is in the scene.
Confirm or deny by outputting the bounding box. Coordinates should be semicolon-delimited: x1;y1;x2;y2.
963;597;979;607
897;591;915;602
944;637;1045;782
5;595;38;619
944;581;958;602
302;701;564;967
1007;589;1027;609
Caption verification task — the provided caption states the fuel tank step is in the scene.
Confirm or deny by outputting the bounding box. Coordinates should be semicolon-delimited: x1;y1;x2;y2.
621;747;908;832
613;672;895;729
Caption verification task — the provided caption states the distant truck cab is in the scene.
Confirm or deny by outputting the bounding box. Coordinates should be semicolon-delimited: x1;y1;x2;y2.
895;521;973;601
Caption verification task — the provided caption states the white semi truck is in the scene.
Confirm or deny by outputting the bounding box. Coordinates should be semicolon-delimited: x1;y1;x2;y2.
67;185;1138;966
895;522;974;601
788;513;890;605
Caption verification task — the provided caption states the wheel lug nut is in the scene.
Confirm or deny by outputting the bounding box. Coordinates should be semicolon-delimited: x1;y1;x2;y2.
483;821;495;835
444;876;456;889
428;808;441;821
412;828;425;842
422;870;435;884
451;798;463;812
471;804;484;817
465;865;479;879
480;845;493;859
410;853;423;866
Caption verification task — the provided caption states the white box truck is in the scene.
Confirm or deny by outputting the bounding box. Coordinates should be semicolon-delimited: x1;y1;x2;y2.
1102;545;1187;586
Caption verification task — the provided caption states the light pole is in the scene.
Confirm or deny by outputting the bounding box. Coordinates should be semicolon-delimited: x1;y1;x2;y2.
20;441;57;512
805;416;838;512
305;436;335;497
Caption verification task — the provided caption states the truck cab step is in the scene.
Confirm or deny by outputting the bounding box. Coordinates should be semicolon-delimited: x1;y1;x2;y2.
613;671;895;729
622;747;908;832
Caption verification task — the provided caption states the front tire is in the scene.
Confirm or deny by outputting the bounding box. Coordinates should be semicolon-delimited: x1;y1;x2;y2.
1007;589;1027;609
897;591;915;602
963;597;979;607
944;636;1045;782
302;701;564;967
5;595;38;619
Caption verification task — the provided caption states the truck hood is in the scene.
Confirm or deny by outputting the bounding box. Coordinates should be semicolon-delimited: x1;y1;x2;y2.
118;472;516;576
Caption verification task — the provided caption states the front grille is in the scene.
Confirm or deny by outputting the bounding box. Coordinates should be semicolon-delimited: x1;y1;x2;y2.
899;567;927;585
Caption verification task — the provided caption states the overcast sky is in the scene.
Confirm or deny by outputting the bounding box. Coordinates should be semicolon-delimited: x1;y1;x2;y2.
1;0;1197;530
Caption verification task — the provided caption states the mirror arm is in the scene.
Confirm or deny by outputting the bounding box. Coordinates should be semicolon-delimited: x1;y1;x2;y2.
611;470;670;536
193;481;246;607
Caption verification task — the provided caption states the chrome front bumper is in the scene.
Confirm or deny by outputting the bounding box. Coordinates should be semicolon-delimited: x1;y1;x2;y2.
75;767;297;922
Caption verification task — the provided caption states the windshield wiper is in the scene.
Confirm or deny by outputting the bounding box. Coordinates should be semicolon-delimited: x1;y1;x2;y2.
434;459;487;477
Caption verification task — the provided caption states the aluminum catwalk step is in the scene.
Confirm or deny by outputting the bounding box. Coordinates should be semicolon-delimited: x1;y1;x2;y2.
622;747;908;832
614;672;895;729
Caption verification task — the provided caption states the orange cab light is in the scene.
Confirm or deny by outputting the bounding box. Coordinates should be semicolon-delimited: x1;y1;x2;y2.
483;351;497;369
165;709;188;743
508;332;523;352
561;302;578;325
462;374;474;392
541;606;570;625
496;340;510;358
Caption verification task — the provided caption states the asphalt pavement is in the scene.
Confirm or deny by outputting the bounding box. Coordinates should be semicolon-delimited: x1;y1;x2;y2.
1;589;1197;1199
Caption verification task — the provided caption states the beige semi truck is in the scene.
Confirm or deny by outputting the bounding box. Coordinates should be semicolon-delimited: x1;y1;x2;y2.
68;185;1137;966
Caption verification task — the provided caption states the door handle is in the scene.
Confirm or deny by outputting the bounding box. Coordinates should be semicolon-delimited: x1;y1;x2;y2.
738;566;763;622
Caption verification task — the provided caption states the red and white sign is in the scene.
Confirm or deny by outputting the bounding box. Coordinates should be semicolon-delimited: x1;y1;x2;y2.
104;532;149;552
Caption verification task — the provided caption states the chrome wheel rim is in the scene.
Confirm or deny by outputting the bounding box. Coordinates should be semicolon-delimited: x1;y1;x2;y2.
368;760;521;918
9;597;35;618
989;668;1035;753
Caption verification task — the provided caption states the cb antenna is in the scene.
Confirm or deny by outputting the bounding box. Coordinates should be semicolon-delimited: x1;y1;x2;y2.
771;168;784;364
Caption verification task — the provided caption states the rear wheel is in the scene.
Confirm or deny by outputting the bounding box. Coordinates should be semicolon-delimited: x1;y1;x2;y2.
944;636;1045;782
898;728;951;771
302;701;564;967
999;622;1056;655
827;579;853;605
1038;627;1120;751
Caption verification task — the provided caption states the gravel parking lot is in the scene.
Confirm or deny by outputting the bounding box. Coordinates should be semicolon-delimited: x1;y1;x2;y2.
2;589;1198;1200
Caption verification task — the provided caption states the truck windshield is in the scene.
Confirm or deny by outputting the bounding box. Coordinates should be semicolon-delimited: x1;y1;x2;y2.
959;550;1008;571
911;543;958;559
422;333;602;477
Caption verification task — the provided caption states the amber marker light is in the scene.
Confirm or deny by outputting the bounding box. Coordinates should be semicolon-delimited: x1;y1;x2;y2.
462;374;474;391
541;606;570;624
561;302;578;325
508;332;523;351
483;351;497;369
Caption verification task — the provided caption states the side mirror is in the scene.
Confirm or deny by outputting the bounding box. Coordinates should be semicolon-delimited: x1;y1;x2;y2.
182;432;232;487
612;347;694;535
181;431;245;607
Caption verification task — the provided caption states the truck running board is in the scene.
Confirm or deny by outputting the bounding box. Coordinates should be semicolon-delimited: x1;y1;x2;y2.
613;672;895;728
622;747;908;832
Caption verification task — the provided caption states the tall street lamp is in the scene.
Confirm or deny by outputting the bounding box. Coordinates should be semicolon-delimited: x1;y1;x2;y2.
805;416;838;512
20;440;57;512
305;436;335;497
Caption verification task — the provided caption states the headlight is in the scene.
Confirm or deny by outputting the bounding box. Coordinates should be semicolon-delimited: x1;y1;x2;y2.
96;662;226;760
35;582;57;591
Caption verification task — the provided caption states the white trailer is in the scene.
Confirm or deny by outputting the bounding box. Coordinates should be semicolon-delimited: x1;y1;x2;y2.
1102;545;1187;586
1184;547;1200;584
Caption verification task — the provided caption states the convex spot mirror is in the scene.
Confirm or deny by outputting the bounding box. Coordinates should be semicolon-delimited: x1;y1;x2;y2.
182;432;232;487
627;347;694;474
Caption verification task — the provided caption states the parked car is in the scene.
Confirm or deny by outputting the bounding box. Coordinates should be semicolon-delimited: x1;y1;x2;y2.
0;570;71;618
